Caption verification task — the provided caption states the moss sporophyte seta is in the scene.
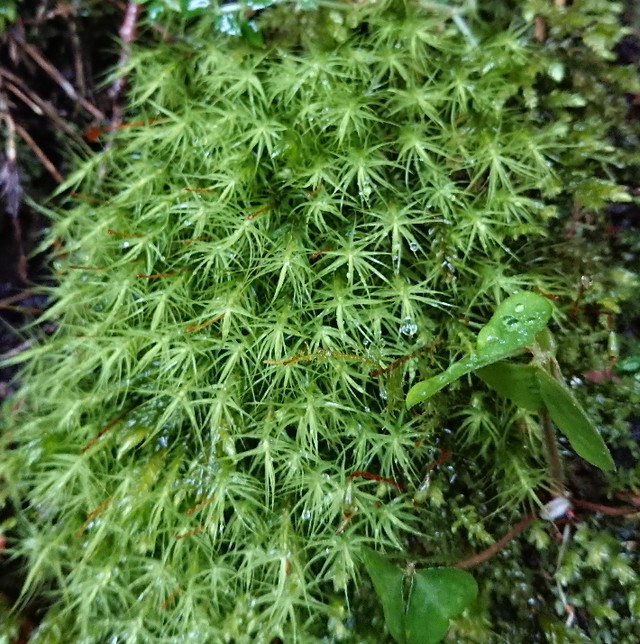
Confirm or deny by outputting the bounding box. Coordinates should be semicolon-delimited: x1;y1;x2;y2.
2;1;639;642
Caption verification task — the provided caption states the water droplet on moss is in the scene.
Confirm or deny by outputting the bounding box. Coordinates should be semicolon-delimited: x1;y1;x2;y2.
400;320;418;336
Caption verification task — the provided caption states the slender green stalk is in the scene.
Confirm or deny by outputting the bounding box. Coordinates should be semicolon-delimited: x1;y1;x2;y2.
540;407;565;496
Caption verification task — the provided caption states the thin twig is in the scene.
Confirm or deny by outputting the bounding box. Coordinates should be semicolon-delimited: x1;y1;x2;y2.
4;81;43;115
0;290;34;307
572;498;639;517
0;67;86;146
14;123;64;184
108;2;142;112
534;16;546;42
68;15;87;102
0;87;17;165
0;303;42;314
453;513;536;570
0;84;27;281
0;65;83;140
10;31;104;121
0;339;33;359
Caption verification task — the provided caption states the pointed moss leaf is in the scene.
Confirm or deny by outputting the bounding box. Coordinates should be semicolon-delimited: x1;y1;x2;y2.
535;369;615;472
116;427;149;460
475;362;544;411
404;568;478;644
362;549;406;644
476;293;553;361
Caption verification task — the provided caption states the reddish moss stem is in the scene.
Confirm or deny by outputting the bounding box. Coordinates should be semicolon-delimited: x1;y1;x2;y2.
453;513;536;570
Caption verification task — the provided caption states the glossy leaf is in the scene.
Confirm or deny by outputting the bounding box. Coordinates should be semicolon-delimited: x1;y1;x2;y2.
476;292;553;361
475;362;544;411
362;549;406;644
407;293;553;409
240;20;265;48
535;369;615;472
407;354;485;408
180;0;213;14
404;568;478;644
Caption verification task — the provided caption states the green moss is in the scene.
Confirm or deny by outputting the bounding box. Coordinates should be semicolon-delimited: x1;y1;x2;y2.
1;1;638;642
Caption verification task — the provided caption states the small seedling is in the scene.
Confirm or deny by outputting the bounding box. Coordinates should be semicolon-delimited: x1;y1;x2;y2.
406;292;614;473
362;292;615;643
362;549;478;644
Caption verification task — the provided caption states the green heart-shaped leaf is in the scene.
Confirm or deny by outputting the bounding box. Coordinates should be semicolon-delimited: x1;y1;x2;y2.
404;568;478;644
362;551;478;644
475;362;544;411
362;549;406;644
535;369;615;472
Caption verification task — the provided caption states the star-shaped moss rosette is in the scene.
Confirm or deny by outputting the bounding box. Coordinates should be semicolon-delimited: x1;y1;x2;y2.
406;292;614;472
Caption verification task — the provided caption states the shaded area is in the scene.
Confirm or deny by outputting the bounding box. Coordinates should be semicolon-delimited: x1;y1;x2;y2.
0;1;122;397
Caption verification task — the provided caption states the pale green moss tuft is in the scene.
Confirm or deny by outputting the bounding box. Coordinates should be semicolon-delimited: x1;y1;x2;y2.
1;0;638;642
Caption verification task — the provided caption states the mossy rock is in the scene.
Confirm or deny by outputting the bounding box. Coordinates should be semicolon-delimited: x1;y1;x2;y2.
2;1;638;642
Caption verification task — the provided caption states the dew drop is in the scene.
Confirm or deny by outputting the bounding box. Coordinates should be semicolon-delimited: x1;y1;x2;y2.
409;241;420;252
216;13;242;35
400;319;418;336
186;0;210;10
514;303;525;313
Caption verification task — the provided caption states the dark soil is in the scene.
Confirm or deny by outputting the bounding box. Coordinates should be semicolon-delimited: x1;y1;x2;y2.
1;1;121;397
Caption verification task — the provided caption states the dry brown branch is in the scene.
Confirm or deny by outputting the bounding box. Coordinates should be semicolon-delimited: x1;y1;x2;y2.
4;80;43;115
0;66;86;146
0;339;33;359
10;32;104;121
14;123;64;184
108;2;142;118
534;16;546;42
68;17;87;102
0;83;28;281
0;290;33;307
